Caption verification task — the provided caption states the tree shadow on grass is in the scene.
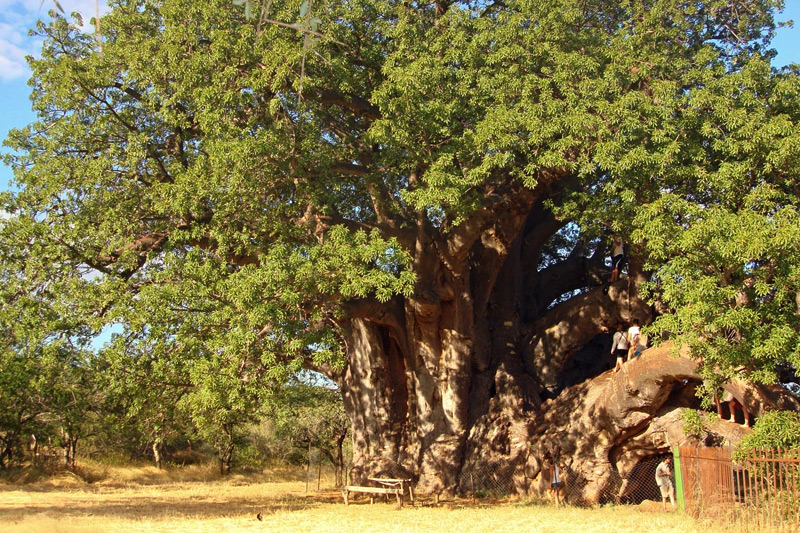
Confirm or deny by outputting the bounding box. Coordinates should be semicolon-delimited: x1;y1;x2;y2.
0;487;346;522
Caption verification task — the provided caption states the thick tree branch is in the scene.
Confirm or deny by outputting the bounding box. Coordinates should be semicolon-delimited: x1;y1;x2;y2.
529;247;607;317
445;185;537;262
321;165;413;245
187;235;260;267
521;211;565;267
522;282;652;394
96;231;170;278
313;214;377;235
341;297;406;334
329;163;369;176
445;170;566;263
316;89;381;121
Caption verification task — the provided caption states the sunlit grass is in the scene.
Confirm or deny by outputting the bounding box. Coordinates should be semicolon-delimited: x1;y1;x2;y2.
0;464;738;533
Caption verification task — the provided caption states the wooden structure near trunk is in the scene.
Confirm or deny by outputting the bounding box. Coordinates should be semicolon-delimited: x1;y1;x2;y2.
675;446;800;533
342;477;414;506
675;446;735;518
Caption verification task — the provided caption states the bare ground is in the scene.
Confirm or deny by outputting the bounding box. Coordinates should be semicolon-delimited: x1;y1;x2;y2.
0;465;737;533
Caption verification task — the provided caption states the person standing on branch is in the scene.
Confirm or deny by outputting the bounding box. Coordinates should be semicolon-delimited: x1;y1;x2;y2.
715;390;752;428
612;322;629;373
627;318;642;360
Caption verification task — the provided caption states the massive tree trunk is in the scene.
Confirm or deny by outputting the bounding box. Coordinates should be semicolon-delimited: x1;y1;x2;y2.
337;246;483;494
337;185;542;494
333;191;657;495
333;194;799;499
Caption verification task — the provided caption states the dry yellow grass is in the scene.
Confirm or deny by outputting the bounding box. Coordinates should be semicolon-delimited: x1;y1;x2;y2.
0;465;738;533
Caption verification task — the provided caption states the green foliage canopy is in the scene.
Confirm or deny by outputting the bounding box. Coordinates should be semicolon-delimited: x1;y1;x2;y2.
1;0;798;410
633;60;800;387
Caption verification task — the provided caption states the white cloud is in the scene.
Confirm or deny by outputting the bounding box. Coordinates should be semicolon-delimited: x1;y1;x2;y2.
0;1;107;81
0;3;37;80
0;36;30;81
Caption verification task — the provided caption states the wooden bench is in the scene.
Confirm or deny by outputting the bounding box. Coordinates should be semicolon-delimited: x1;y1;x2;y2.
342;478;414;506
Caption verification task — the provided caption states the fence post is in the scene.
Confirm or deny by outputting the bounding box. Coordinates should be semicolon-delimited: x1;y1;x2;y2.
673;447;686;513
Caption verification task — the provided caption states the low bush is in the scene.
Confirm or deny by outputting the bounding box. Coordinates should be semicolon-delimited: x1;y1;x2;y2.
734;410;800;461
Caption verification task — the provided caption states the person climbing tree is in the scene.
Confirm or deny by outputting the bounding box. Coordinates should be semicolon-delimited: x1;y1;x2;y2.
612;322;629;373
627;319;643;360
609;233;626;283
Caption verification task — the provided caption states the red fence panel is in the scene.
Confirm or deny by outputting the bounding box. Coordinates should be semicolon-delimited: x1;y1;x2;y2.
677;446;799;532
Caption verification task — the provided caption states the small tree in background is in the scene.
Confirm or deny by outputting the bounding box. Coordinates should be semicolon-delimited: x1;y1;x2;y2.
270;379;350;487
184;356;266;475
0;352;44;468
102;338;194;469
43;348;105;470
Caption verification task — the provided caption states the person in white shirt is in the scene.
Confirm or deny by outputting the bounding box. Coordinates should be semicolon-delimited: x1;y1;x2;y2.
547;448;565;506
611;322;629;372
655;456;676;510
610;234;625;282
627;318;643;360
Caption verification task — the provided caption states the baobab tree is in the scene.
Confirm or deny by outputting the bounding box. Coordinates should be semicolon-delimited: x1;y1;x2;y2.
2;0;799;498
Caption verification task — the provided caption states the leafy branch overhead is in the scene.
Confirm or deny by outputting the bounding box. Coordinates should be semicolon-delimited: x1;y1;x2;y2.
232;0;327;94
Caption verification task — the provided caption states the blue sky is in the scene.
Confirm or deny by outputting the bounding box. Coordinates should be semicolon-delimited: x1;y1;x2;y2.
1;1;104;193
1;1;800;192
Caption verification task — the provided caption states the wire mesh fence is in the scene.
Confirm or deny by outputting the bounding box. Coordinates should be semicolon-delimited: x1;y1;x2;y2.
455;454;672;506
448;446;800;532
